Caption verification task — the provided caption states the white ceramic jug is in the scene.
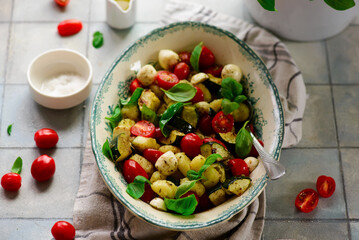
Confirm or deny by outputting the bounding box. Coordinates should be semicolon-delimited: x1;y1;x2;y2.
106;0;136;29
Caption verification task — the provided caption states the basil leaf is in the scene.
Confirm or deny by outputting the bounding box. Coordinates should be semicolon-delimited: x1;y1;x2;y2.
164;195;198;216
92;31;104;48
11;157;23;174
221;77;243;101
162;83;197;102
234;95;247;104
235;121;253;158
187;170;201;181
105;105;122;130
102;139;114;161
324;0;355;10
174;180;197;199
222;98;240;115
141;104;158;125
7;124;13;136
257;0;276;11
187;154;222;180
126;176;151;199
120;87;143;106
190;42;203;72
159;102;188;137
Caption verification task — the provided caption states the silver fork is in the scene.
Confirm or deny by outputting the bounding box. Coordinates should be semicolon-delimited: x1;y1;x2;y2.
249;132;286;180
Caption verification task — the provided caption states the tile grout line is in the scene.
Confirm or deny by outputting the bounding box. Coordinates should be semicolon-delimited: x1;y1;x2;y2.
324;40;352;239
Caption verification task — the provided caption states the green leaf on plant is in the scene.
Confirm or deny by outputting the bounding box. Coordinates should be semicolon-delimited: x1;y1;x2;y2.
105;105;122;130
11;157;23;174
102;139;114;161
221;77;243;101
190;42;203;72
159;102;188;137
164;194;198;216
120;87;144;106
235;121;253;158
7;124;13;136
174;180;197;199
126;176;151;199
324;0;355;10
162;83;197;102
257;0;276;11
141;104;158;125
222;98;240;115
92;31;104;48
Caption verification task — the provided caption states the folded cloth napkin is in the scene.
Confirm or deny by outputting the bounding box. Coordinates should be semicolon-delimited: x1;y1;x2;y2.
73;1;306;239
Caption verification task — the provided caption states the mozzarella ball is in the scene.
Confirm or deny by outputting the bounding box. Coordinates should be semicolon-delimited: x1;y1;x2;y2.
137;64;157;86
158;49;179;70
221;64;243;82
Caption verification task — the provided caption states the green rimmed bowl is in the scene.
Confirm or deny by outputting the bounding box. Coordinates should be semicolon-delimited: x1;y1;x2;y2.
91;21;284;230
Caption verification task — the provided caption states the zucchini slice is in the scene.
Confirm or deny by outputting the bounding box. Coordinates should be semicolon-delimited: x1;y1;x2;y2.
200;142;232;161
169;116;195;134
159;130;185;145
208;183;227;206
223;176;251;196
181;105;198;128
111;132;132;163
219;129;236;144
212;163;228;183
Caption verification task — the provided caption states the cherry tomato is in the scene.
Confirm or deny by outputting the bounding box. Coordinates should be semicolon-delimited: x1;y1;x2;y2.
51;221;76;240
154;127;164;140
203;65;223;77
316;175;336;198
212;111;234;133
31;155;56;182
130;120;155;138
178;51;191;65
129;78;142;94
57;19;83;37
143;149;164;165
140;184;157;203
34;128;59;149
180;133;203;158
196;192;213;213
202;138;227;149
249;139;264;157
1;173;21;191
173;62;190;80
198;115;214;135
123;159;148;183
54;0;70;7
295;188;319;213
199;46;215;68
191;86;204;103
228;159;250;176
156;71;179;90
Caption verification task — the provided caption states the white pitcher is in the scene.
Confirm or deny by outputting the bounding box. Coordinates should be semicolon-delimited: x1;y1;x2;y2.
106;0;136;29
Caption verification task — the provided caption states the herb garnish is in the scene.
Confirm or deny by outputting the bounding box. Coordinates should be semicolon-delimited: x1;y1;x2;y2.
235;121;253;158
220;77;247;114
190;42;203;72
7;124;13;136
92;31;104;48
126;176;151;199
11;157;23;174
162;83;197;102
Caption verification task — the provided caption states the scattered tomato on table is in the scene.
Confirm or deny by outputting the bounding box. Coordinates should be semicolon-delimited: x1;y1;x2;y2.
51;221;76;240
54;0;70;7
31;155;56;182
295;188;319;213
316;175;336;198
34;128;59;148
1;157;23;192
57;19;83;37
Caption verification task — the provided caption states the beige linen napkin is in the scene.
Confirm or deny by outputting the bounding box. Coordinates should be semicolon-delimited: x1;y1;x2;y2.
73;1;306;239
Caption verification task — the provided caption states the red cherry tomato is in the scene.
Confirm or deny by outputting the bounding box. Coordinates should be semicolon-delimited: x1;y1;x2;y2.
54;0;70;7
212;111;234;133
34;128;59;149
249;139;264;157
228;159;250;177
154;127;164;139
51;221;76;240
156;71;179;90
123;159;148;183
140;184;157;203
130;120;155;138
57;19;83;37
198;115;214;135
191;86;204;103
180;133;203;158
143;149;164;165
316;175;336;198
129;78;142;94
295;188;319;213
173;62;190;80
178;51;191;65
1;173;21;191
196;192;213;213
203;65;223;77
31;155;56;182
199;46;215;68
181;191;200;205
202;138;227;149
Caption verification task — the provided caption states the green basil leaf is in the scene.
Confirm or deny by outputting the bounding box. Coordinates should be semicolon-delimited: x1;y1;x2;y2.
190;42;203;72
159;102;188;137
187;170;201;181
257;0;276;11
92;31;104;48
221;77;243;101
235;121;253;158
120;87;144;106
222;98;240;115
11;157;23;174
102;139;114;161
105;105;122;130
162;83;197;102
234;95;247;104
141;104;158;125
7;124;13;136
164;195;198;216
174;180;197;199
324;0;355;10
126;176;151;199
186;154;222;181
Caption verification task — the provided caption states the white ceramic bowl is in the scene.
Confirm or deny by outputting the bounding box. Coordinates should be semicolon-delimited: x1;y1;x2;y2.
91;22;284;230
27;49;93;109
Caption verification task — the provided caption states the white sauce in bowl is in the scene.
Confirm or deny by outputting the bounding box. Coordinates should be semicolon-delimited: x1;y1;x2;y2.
41;73;86;96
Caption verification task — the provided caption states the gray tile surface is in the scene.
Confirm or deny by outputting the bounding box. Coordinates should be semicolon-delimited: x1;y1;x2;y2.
351;222;359;239
0;0;12;22
0;23;10;84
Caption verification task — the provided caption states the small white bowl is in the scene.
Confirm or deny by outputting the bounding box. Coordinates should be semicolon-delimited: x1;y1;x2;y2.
27;49;93;110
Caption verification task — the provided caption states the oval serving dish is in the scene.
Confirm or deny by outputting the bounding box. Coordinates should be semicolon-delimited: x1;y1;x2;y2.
91;21;284;230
